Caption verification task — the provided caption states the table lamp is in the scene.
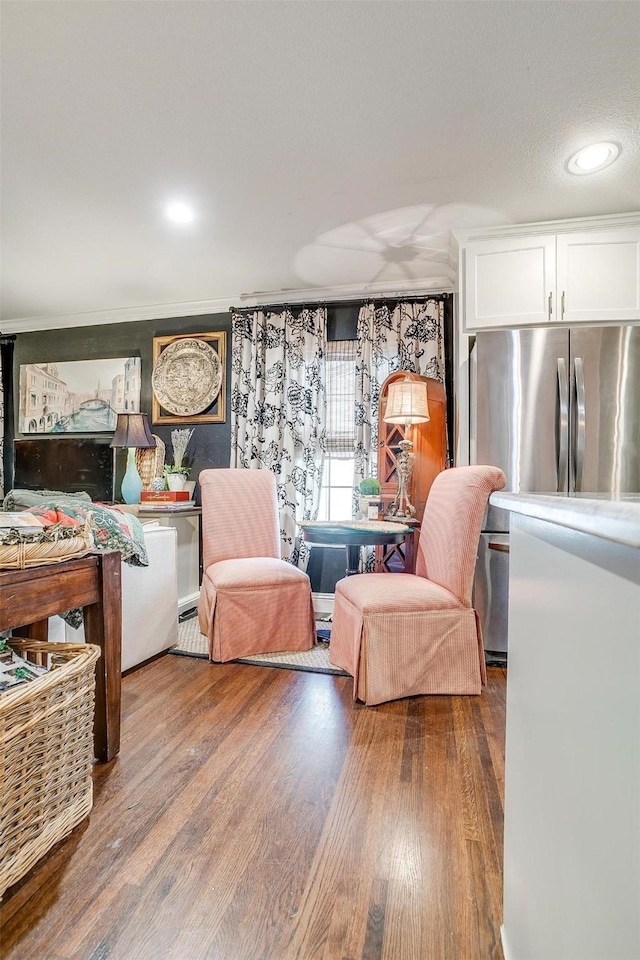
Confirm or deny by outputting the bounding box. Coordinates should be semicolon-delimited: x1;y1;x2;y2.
110;413;156;504
383;374;429;519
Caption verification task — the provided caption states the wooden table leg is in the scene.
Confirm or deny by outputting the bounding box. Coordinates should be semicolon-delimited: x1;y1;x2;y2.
84;552;122;762
403;530;416;574
346;544;361;576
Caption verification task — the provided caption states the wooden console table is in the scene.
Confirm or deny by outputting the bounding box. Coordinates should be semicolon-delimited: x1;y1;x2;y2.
0;553;122;763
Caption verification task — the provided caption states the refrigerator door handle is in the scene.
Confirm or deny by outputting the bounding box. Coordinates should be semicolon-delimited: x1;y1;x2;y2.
557;357;569;492
488;542;510;553
573;357;586;493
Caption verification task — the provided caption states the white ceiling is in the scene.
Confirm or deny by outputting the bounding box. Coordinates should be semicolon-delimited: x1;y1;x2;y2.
2;0;639;330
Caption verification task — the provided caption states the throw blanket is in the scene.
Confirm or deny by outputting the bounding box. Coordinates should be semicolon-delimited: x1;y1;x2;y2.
25;500;148;628
3;488;92;510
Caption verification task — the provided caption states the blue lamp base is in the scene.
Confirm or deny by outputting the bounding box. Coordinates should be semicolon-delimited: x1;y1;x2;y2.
121;447;143;504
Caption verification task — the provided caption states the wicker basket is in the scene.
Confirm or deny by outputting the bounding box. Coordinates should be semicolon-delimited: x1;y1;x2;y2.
0;518;92;571
136;434;166;491
0;641;100;896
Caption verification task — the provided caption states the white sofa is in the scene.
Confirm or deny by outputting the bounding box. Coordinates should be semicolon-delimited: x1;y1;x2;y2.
49;521;179;672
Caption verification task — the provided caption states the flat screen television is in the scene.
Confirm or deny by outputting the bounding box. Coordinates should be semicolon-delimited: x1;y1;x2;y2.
13;438;117;502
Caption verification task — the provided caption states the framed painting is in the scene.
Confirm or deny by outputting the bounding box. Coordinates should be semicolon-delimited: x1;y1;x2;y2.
151;332;226;424
18;357;141;434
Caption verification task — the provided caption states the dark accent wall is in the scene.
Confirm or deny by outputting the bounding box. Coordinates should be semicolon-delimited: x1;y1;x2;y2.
327;304;358;341
1;337;16;488
307;545;349;594
9;312;232;497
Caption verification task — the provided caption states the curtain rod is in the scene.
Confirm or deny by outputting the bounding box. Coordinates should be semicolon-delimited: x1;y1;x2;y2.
230;292;449;314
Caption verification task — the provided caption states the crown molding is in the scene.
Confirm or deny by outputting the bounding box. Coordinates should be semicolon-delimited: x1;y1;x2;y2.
238;274;455;308
452;210;640;245
0;296;236;335
1;274;455;333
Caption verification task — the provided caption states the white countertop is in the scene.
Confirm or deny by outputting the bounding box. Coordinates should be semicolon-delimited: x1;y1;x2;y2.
490;492;640;549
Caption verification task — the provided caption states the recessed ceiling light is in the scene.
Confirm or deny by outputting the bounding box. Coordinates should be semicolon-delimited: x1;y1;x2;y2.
164;202;195;224
567;142;620;175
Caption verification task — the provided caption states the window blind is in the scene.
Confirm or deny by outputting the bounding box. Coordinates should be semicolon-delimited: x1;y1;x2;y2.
325;340;356;459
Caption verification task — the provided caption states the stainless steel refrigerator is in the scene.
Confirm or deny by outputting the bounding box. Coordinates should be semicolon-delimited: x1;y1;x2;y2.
471;325;640;653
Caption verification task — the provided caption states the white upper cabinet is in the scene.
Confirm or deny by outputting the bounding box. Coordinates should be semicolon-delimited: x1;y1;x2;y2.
460;217;640;331
464;236;556;328
556;228;640;323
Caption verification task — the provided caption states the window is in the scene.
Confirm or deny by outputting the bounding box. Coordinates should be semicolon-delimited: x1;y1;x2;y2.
318;457;355;521
317;340;357;521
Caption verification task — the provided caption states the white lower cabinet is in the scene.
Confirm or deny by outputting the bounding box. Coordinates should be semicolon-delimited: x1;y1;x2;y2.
501;511;640;960
139;510;201;614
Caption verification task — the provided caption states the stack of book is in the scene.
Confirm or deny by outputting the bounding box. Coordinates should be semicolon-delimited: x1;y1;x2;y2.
139;491;196;511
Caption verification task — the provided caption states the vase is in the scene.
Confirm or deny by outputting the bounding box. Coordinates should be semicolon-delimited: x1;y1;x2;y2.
167;473;187;492
121;447;143;504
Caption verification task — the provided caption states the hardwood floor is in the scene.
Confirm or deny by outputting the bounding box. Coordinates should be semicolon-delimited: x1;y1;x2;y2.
0;656;507;960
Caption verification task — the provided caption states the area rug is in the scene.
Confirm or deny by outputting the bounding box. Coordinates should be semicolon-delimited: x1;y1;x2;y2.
170;615;348;676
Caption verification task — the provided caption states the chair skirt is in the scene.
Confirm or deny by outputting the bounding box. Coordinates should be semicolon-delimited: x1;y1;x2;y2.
198;556;316;662
329;581;487;704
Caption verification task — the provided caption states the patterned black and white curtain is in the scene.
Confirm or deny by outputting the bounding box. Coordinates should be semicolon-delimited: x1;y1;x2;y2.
354;298;445;490
230;306;327;565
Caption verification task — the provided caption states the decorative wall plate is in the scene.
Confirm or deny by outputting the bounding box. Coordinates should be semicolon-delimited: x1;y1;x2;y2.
152;337;221;417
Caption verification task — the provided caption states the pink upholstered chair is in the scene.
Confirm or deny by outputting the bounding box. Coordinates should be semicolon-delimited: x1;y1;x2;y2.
329;465;507;704
198;468;316;662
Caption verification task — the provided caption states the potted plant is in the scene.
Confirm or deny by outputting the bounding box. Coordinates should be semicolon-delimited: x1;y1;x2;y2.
164;463;190;491
358;477;381;520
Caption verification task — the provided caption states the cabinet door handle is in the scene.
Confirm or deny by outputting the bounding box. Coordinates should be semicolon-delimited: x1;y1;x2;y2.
488;542;510;553
561;291;565;319
548;291;553;319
